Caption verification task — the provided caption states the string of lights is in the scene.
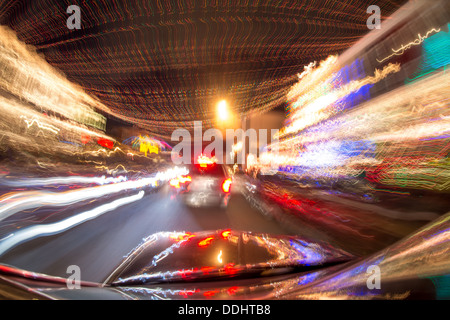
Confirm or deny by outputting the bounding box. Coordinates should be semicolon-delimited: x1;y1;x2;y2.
0;0;407;136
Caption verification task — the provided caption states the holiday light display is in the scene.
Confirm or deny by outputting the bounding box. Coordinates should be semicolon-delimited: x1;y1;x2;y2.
260;16;450;193
0;0;408;136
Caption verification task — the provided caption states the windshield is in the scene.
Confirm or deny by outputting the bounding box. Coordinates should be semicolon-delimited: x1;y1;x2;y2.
0;0;449;302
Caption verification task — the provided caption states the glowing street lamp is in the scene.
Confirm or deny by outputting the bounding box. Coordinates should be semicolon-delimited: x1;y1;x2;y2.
217;100;229;121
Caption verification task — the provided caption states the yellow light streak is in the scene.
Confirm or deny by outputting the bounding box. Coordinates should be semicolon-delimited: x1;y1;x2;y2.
376;27;441;63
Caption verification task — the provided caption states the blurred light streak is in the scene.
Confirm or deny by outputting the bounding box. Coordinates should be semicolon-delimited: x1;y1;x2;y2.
0;175;128;187
20;115;60;134
281;61;400;137
376;27;442;63
94;164;141;175
0;93;114;156
407;25;450;83
262;66;449;192
169;232;195;243
0;166;188;222
0;26;108;131
0;191;145;256
74;147;126;158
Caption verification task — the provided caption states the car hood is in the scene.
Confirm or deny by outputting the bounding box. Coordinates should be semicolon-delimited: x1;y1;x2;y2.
0;212;448;299
105;229;355;286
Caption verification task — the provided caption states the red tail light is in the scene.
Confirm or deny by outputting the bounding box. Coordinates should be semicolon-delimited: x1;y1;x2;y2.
222;178;232;193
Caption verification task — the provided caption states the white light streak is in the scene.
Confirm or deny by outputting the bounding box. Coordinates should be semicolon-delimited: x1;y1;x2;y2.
0;167;187;222
0;191;145;256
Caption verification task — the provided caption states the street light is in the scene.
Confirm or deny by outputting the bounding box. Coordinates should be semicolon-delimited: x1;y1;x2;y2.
217;100;228;121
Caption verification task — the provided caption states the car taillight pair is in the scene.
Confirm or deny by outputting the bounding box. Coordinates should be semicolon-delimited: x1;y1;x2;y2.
170;176;231;192
222;178;232;193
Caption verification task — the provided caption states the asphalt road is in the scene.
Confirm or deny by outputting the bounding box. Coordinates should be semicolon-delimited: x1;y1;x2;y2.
0;189;300;283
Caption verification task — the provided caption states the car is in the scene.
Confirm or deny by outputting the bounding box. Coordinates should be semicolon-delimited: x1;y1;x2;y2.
168;156;232;209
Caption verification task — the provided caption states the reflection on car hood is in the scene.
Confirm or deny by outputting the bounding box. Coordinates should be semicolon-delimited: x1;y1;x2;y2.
105;229;354;286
